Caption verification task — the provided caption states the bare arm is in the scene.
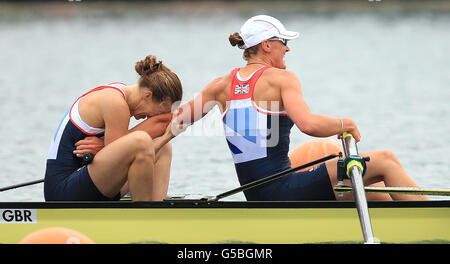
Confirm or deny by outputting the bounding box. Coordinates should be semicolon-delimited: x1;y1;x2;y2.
129;113;172;138
136;80;224;153
175;76;226;127
280;71;360;141
125;77;225;153
73;92;130;157
101;94;132;146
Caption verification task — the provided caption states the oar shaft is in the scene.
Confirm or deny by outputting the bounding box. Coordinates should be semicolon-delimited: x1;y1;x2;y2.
342;133;376;244
0;153;93;193
211;154;338;201
350;165;375;243
0;179;44;192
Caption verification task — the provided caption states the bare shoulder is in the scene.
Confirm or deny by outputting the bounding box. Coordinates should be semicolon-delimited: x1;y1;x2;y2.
264;67;298;79
98;88;127;103
201;73;231;102
93;89;129;114
263;68;301;88
205;73;230;92
77;87;129;129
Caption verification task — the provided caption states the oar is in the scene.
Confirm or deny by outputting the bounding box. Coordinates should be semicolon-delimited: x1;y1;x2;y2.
341;132;377;244
0;179;44;192
0;153;94;193
208;153;338;202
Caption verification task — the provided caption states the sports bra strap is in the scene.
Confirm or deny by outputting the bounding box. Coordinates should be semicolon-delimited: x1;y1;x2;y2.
229;66;271;100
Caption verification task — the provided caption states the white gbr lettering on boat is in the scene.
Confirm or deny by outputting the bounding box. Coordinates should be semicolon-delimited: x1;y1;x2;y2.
0;209;37;224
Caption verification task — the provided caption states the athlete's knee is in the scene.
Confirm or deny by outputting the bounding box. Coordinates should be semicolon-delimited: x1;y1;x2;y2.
129;131;155;161
134;149;155;165
129;131;152;147
378;150;400;164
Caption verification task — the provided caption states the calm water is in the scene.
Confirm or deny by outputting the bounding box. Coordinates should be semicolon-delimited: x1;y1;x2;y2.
0;1;449;201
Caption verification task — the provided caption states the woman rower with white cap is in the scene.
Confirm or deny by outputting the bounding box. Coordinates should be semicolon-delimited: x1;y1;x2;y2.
174;15;428;201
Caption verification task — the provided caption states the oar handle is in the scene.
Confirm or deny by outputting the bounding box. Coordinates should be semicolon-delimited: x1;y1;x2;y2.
342;131;353;139
341;131;359;157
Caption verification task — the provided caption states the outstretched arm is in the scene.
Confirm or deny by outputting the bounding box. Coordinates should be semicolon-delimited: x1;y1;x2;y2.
175;76;226;128
74;75;226;156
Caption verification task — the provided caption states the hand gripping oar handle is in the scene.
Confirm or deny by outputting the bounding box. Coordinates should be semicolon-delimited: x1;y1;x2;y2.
341;132;377;244
209;153;338;202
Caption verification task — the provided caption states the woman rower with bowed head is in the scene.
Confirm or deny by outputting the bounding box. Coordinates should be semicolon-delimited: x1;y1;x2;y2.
175;15;428;201
45;55;182;201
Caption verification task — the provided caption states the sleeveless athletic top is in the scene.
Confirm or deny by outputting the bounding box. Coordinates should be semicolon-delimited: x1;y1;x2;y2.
45;83;126;191
222;67;295;195
47;82;127;161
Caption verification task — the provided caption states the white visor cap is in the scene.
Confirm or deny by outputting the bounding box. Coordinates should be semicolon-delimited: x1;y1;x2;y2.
239;15;299;49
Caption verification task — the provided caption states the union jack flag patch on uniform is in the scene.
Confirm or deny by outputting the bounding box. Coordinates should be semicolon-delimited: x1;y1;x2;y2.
234;84;250;95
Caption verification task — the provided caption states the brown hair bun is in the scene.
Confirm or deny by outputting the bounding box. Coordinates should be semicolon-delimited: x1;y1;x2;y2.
229;32;245;49
228;32;260;61
135;55;182;103
135;55;163;76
